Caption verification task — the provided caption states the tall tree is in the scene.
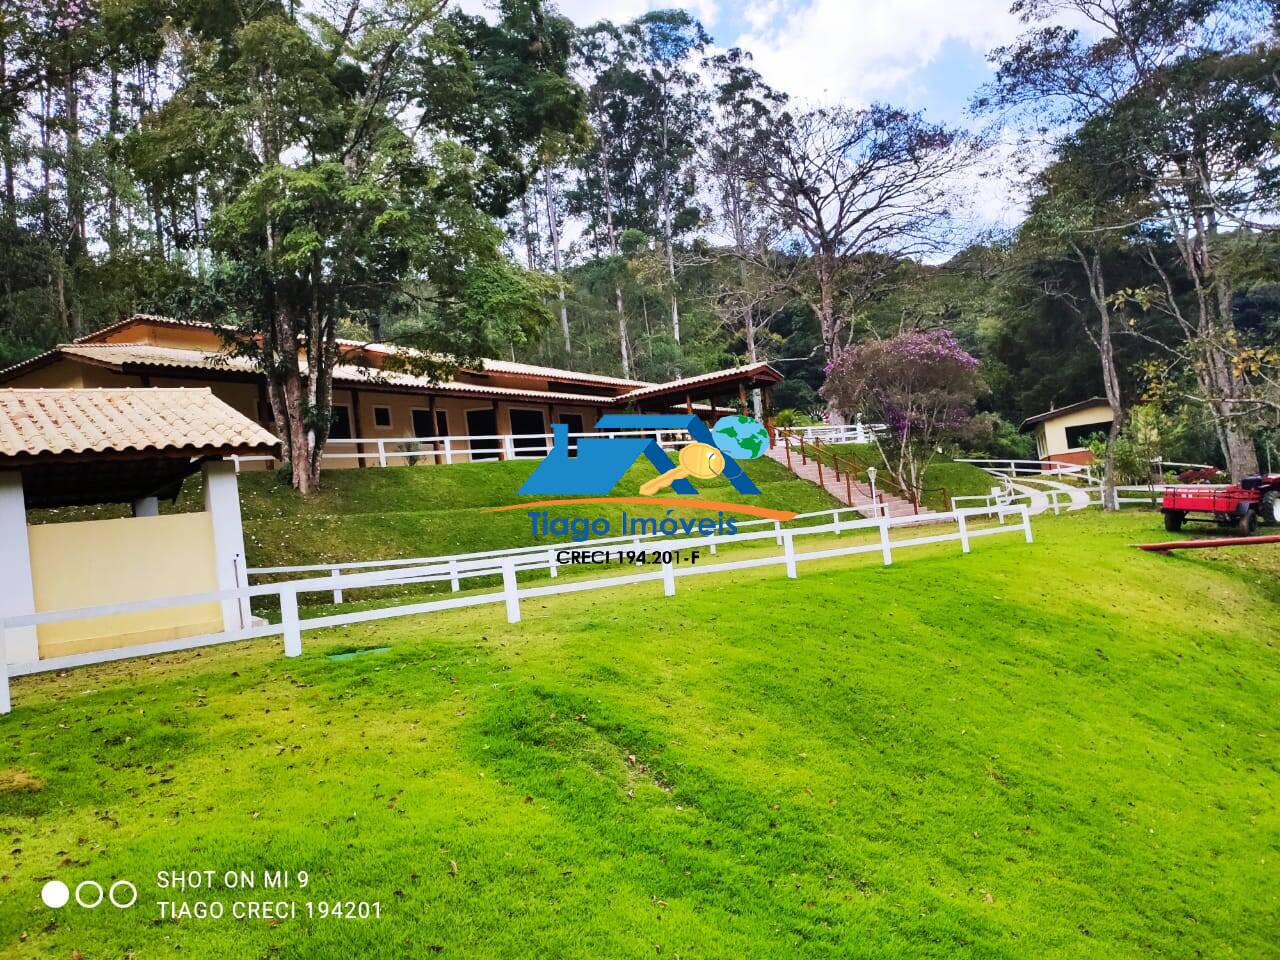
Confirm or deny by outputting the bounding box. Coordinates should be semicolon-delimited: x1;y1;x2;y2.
748;103;979;416
979;0;1274;478
628;10;708;344
705;49;788;414
132;0;575;494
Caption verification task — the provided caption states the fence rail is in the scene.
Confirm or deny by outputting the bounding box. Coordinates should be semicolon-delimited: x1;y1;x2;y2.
1;504;1033;714
230;428;696;471
776;422;884;444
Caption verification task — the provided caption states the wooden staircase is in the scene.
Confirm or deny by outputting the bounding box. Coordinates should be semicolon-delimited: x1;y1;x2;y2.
766;439;920;518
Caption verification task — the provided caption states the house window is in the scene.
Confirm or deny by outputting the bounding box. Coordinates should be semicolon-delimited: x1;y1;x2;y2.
1064;421;1111;450
434;410;449;436
373;406;392;428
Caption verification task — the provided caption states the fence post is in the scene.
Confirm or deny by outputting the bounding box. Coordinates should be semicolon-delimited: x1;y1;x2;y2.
501;560;521;624
957;512;970;554
833;510;842;536
782;532;797;579
280;587;302;658
662;557;676;597
331;569;344;604
503;435;516;460
0;624;10;715
1021;506;1034;544
443;437;454;465
547;549;558;579
448;559;460;593
774;519;783;545
232;455;241;474
376;439;387;468
878;517;893;566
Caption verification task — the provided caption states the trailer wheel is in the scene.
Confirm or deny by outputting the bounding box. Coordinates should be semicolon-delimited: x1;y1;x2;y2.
1261;490;1280;525
1236;508;1258;536
1162;510;1185;532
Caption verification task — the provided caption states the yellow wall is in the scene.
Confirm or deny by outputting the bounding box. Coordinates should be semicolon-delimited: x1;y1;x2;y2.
1037;403;1114;457
28;512;224;659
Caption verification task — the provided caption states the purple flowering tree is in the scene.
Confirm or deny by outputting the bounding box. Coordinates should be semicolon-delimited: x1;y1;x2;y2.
822;330;986;504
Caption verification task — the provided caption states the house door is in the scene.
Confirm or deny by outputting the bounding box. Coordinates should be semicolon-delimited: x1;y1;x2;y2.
465;408;500;460
411;409;435;439
509;409;547;458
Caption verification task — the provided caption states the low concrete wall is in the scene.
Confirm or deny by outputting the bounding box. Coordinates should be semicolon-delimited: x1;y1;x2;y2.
28;512;224;659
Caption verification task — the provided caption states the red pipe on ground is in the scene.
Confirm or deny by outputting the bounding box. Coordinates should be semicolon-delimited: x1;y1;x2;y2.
1135;535;1280;552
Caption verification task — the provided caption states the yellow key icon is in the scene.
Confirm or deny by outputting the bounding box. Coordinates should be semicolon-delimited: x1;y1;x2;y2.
639;442;726;496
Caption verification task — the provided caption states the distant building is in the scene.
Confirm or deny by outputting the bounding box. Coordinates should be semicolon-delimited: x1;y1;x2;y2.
1019;398;1115;465
0;315;782;469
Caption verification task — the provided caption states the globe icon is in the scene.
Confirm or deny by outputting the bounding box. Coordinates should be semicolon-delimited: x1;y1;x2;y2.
711;415;770;461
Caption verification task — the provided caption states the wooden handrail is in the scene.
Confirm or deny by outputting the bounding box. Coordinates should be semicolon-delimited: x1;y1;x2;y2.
782;434;950;516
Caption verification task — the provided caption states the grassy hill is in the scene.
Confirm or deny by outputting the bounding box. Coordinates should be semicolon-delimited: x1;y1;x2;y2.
2;510;1276;959
233;456;842;569
811;443;998;511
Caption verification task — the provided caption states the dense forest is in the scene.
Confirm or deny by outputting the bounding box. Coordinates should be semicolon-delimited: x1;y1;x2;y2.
1;0;1277;493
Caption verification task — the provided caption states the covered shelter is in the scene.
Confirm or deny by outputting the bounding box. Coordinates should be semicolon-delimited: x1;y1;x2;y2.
0;388;279;664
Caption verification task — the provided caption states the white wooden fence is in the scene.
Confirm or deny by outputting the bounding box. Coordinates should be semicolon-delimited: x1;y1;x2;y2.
230;429;695;471
229;423;888;472
777;422;885;444
244;504;903;595
0;504;1033;714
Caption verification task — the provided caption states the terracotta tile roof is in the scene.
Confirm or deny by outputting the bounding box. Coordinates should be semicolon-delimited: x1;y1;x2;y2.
72;314;226;343
61;342;262;373
0;388;280;461
616;361;782;402
69;315;650;389
478;358;650;388
333;365;620;405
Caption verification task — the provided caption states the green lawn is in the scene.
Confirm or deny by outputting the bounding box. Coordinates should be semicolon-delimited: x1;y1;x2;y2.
2;510;1277;958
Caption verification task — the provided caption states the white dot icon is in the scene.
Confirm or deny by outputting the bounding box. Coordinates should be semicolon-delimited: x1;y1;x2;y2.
41;880;70;909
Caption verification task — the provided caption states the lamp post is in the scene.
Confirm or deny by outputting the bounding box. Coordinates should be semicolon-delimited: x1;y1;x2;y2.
867;466;879;518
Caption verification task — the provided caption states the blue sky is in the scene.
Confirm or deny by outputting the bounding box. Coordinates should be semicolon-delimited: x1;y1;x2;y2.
533;0;1029;126
456;0;1048;225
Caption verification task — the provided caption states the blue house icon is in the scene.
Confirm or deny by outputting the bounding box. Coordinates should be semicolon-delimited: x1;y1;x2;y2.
518;415;761;496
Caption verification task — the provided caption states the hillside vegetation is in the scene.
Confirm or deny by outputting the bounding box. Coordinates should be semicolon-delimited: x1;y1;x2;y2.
231;457;841;569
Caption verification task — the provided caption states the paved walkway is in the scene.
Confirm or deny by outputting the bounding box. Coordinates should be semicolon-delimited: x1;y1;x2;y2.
766;445;921;518
1014;477;1094;512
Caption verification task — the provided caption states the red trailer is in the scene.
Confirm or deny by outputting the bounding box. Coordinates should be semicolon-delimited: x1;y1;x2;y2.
1161;474;1280;535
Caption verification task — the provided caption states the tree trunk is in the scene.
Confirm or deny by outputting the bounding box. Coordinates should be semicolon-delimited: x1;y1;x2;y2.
1076;246;1126;510
542;166;570;353
659;100;680;343
106;67;120;252
598;148;631;378
0;43;14;225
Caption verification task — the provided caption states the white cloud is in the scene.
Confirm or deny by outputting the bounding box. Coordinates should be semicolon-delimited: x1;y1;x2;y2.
456;0;719;28
733;0;1020;105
